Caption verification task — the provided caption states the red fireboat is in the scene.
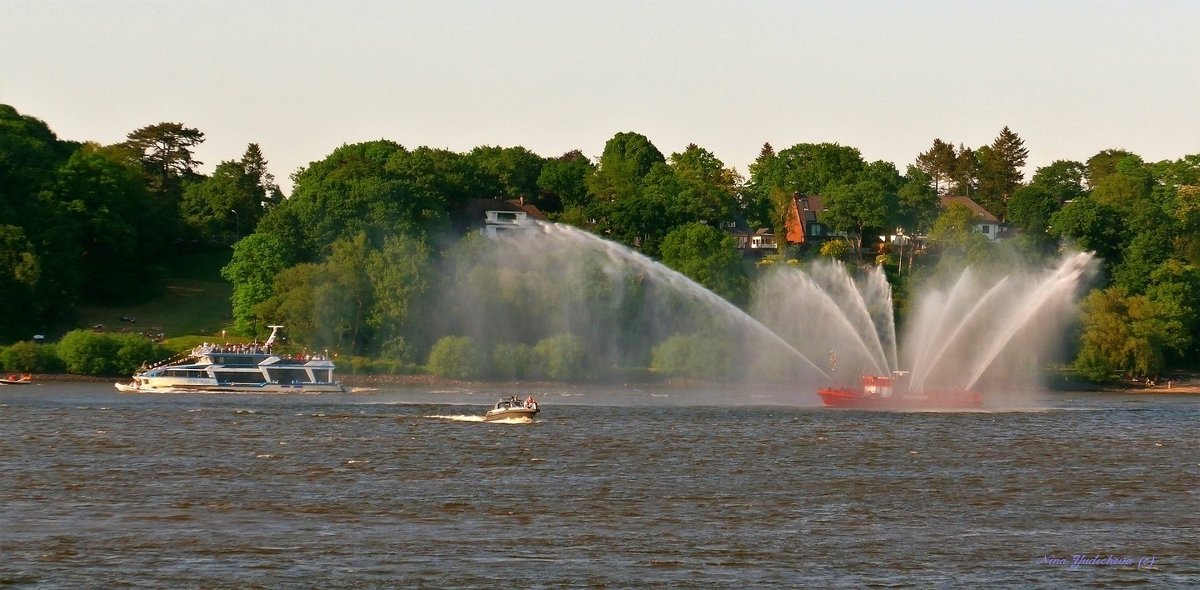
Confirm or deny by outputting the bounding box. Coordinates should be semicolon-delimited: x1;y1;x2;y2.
818;372;982;410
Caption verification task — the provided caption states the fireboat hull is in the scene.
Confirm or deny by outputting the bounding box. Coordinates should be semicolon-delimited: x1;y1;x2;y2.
818;386;982;410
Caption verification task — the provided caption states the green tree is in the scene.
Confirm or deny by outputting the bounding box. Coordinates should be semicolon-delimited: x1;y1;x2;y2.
467;145;545;203
1074;286;1190;381
1048;195;1124;264
0;104;77;221
974;126;1028;220
56;330;159;376
240;143;283;208
0;340;60;372
0;225;41;338
181;159;258;238
532;333;588;381
52;144;164;302
774;142;865;195
121;122;204;200
0;105;80;335
659;223;749;304
222;233;295;334
1111;206;1175;293
821;179;888;261
668;143;741;225
426;335;484;379
1030;160;1086;204
768;186;793;258
387;146;486;212
1090;154;1152;212
950;143;978;197
893;166;940;272
745;142;781;231
1143;260;1200;363
314;233;375;353
1085;149;1138;188
365;233;431;363
1171;184;1200;263
265;140;445;260
537;149;594;213
929;201;989;264
819;239;849;260
650;332;736;380
491;341;534;380
1006;185;1060;255
254;262;321;344
1073;288;1132;381
914;138;957;195
586;132;665;202
600;163;679;255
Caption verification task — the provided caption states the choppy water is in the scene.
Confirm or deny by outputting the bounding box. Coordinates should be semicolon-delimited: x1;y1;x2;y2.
2;383;1197;588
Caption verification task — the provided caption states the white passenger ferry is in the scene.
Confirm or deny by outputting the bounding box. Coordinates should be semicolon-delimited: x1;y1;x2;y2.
115;326;344;394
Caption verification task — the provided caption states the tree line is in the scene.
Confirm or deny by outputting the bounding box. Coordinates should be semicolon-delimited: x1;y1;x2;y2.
1;103;1196;381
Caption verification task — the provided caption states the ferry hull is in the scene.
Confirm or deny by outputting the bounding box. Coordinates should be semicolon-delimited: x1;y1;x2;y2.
116;381;345;394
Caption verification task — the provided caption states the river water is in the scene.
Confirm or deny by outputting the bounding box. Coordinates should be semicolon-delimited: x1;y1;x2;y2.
1;383;1197;588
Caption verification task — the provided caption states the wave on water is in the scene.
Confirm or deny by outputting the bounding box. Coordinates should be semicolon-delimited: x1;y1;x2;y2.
424;414;534;424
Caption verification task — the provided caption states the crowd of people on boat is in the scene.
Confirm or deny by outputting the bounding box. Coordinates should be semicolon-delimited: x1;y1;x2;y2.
503;395;538;409
189;342;330;361
194;342;271;355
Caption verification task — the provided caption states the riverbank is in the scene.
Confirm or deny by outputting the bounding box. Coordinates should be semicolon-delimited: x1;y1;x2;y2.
16;372;1200;394
1102;379;1200;394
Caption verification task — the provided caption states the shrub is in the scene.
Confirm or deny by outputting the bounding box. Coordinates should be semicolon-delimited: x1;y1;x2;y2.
651;332;736;380
56;330;169;376
114;334;165;376
491;342;535;380
532;333;588;381
379;336;418;366
0;341;61;373
346;356;421;375
426;335;484;379
820;240;849;259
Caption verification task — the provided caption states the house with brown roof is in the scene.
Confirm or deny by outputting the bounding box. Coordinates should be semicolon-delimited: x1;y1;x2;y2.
938;195;1006;242
721;218;778;257
724;193;839;257
786;194;836;248
457;197;548;237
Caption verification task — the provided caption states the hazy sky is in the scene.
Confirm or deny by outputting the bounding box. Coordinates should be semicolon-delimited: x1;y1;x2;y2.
3;1;1197;193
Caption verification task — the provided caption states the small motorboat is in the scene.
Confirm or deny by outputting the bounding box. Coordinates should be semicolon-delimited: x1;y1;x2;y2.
1;373;33;385
818;373;982;410
484;396;540;421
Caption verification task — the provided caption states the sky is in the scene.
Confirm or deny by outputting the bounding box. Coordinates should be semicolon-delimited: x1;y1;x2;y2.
2;1;1197;194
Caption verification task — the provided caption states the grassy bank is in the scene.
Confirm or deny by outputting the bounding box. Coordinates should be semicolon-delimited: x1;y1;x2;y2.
75;249;233;339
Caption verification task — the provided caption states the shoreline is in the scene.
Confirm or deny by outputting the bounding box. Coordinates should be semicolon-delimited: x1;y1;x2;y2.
17;373;1200;394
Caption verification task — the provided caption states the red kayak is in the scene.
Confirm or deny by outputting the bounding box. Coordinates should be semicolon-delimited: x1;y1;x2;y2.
818;374;982;410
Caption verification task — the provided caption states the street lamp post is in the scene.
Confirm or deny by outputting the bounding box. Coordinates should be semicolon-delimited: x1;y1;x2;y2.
230;209;239;238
